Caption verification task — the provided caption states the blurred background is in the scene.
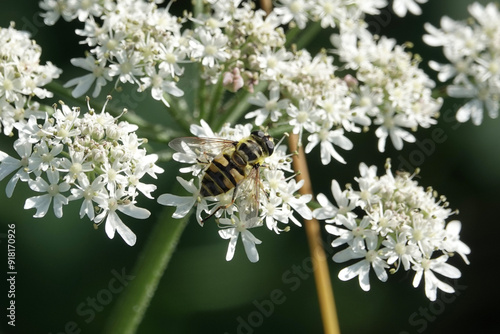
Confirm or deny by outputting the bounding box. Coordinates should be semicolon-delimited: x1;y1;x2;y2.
0;0;499;333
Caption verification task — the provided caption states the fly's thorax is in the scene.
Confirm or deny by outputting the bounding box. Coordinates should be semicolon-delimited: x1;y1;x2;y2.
235;132;275;166
234;140;264;166
250;131;274;157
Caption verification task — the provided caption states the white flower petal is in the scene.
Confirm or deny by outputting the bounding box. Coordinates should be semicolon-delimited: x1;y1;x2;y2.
24;195;51;218
358;262;371;291
333;247;363;263
373;259;388;282
413;270;423;288
106;211;137;246
242;230;260;263
432;262;461;279
53;194;69;218
157;193;196;218
118;204;150;220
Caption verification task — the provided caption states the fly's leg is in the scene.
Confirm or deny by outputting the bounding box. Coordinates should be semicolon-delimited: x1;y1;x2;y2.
201;185;239;224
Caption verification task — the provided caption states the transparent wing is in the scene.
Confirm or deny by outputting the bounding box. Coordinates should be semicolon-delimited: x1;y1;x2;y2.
235;166;261;221
169;137;237;161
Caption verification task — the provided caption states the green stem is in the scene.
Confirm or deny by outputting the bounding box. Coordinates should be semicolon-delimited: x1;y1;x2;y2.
162;91;196;134
294;21;322;50
285;26;301;47
214;81;268;130
197;74;208;121
214;90;250;130
206;75;226;125
193;0;204;18
103;208;190;334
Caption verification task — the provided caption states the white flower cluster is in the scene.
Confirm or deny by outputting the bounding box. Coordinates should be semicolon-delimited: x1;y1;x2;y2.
41;0;185;104
313;161;470;301
332;29;442;152
39;0;445;164
0;24;61;136
273;0;387;29
158;121;312;262
0;98;163;246
274;0;430;27
424;2;500;125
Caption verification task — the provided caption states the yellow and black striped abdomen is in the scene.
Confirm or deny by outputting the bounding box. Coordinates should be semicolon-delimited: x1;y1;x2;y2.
200;152;247;197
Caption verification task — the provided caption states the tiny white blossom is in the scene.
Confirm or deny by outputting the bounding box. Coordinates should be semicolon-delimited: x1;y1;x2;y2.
64;55;112;98
157;177;200;220
94;193;149;247
70;176;107;221
313;179;356;222
246;86;289;126
274;0;312;29
0;140;31;197
305;128;353;165
218;213;263;263
287;99;320;141
140;67;184;107
412;255;461;301
24;169;70;218
109;51;145;85
325;216;376;252
189;29;230;68
443;220;471;265
393;0;428;17
333;236;389;292
374;111;416;152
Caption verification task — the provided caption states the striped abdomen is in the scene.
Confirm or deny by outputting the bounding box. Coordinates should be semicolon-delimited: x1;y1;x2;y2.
200;151;248;197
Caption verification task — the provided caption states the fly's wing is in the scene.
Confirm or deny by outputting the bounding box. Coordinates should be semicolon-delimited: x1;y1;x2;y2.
235;166;261;221
169;137;237;163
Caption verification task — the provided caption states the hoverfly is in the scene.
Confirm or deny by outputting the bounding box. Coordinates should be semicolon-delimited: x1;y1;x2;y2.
169;130;275;222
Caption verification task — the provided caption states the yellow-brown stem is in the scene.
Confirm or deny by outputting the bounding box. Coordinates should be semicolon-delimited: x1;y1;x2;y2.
289;133;341;334
258;1;340;332
259;0;272;14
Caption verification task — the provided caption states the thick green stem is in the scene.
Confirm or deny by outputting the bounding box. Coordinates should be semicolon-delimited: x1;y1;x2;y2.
291;21;323;50
102;208;190;334
206;75;226;125
285;26;301;47
214;81;268;130
197;74;208;121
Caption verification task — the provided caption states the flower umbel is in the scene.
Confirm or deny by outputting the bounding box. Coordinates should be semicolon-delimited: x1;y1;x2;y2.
314;161;470;301
424;2;500;125
0;24;61;136
0;97;163;246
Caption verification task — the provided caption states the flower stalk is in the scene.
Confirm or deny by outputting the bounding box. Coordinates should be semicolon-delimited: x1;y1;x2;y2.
103;207;190;334
289;133;340;334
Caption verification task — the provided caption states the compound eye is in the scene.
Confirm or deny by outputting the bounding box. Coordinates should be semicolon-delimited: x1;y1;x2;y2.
266;139;274;155
251;130;265;139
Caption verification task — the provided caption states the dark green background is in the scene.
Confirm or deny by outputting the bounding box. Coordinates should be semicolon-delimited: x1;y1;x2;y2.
1;1;498;333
